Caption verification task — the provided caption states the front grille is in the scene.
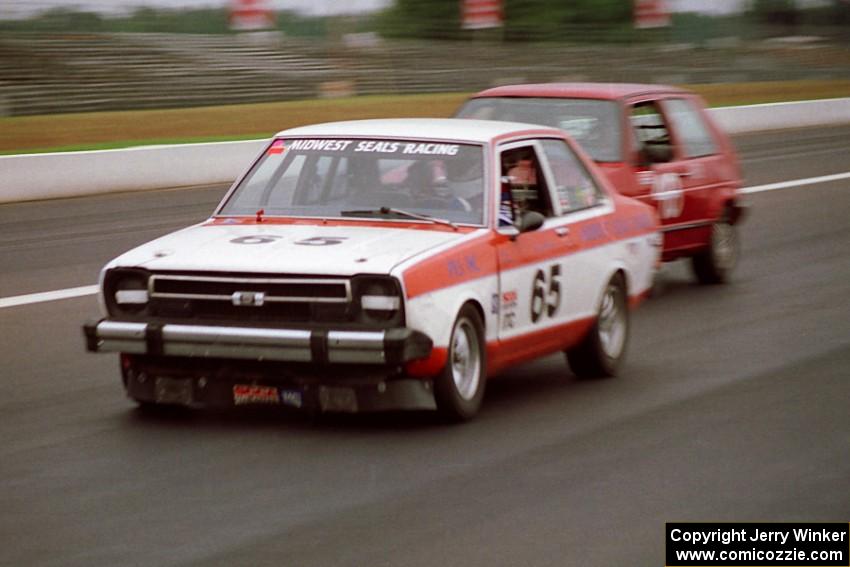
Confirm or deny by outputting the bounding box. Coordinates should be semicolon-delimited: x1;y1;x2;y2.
122;271;404;329
153;298;318;323
149;275;351;304
146;273;353;325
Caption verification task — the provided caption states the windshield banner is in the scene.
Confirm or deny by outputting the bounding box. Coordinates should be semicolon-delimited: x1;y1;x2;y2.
281;139;461;156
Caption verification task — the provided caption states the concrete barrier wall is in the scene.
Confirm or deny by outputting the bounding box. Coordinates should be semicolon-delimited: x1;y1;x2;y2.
0;140;264;204
1;98;848;204
710;98;850;134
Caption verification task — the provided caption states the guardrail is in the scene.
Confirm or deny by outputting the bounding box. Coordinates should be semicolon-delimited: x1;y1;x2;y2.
1;98;849;204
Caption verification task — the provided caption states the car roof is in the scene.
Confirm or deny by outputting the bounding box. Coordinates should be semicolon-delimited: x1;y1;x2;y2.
471;82;691;101
276;118;565;144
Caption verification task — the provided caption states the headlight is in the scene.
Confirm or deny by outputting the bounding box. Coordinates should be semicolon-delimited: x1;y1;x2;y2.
103;268;150;316
115;289;149;305
361;295;400;311
351;275;404;326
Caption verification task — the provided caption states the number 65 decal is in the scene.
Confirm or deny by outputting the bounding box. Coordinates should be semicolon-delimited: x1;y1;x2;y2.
293;236;349;246
530;264;561;323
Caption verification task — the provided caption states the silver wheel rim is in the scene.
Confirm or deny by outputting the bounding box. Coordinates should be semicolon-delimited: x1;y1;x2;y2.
451;318;481;401
598;284;626;359
712;222;737;271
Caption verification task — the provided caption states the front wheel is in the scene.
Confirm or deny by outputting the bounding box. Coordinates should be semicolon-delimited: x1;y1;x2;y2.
691;219;739;284
434;305;486;422
567;274;629;379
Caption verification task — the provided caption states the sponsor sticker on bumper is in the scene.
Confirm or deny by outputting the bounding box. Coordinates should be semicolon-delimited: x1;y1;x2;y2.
280;389;303;409
233;384;280;406
232;385;304;408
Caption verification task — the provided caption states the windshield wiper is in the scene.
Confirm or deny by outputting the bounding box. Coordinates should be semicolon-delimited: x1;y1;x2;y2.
340;207;457;230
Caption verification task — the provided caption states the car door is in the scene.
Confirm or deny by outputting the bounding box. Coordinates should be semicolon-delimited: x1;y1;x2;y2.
537;137;617;331
660;96;727;230
493;138;611;365
626;97;723;253
625;99;686;222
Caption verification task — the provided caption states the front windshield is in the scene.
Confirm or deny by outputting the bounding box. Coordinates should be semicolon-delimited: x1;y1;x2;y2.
218;138;486;225
456;97;622;163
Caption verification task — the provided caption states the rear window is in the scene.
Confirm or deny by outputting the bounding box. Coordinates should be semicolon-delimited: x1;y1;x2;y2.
456;97;623;163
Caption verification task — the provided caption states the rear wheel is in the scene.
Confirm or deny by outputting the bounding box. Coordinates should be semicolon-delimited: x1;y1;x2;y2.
434;305;486;421
567;274;629;379
691;218;739;284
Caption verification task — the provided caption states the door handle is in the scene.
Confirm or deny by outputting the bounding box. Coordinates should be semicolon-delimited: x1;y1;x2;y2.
555;227;570;237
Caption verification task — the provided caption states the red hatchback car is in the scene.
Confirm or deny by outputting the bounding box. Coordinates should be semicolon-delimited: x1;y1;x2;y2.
456;83;746;284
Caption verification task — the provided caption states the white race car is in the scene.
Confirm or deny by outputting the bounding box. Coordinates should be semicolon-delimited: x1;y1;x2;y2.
84;119;660;421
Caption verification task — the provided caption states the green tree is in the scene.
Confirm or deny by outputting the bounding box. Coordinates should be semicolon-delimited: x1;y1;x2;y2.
29;8;106;32
504;0;631;41
373;0;632;41
750;0;800;25
374;0;461;39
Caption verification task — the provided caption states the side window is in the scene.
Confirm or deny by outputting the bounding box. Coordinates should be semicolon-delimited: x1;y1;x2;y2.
499;145;554;226
540;139;604;214
630;102;674;164
663;98;718;158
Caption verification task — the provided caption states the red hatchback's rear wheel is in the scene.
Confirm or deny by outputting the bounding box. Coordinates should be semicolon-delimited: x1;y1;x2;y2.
692;217;740;284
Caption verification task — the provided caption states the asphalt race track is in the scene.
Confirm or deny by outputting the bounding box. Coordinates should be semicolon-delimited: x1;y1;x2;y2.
1;126;849;567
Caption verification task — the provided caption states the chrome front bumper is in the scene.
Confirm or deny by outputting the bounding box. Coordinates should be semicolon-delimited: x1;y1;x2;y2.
83;320;432;365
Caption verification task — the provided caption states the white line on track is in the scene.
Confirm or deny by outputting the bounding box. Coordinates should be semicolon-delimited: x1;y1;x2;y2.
1;171;848;310
0;285;99;309
741;171;850;194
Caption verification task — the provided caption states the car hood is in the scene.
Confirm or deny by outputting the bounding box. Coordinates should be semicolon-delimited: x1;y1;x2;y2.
107;221;474;276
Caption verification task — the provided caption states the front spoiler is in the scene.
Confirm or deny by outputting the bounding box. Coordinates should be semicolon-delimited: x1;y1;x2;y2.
83;320;432;366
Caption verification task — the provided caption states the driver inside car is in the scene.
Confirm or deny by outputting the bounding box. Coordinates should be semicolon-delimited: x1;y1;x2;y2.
407;160;471;212
500;149;543;225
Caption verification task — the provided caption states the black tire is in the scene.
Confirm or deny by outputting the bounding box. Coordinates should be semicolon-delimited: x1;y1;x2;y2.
691;218;739;285
567;274;629;379
434;304;487;422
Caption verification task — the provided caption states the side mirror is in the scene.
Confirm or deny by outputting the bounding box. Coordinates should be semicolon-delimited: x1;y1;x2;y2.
516;211;545;234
